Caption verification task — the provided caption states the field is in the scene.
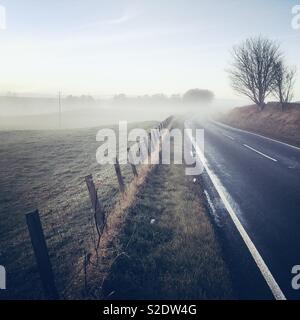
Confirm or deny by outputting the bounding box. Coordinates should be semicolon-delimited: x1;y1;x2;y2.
0;121;156;299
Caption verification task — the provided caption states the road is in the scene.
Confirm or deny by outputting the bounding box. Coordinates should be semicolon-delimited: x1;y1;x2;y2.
190;118;300;300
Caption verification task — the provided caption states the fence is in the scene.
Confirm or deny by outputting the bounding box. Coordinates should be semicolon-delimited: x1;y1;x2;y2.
24;116;173;299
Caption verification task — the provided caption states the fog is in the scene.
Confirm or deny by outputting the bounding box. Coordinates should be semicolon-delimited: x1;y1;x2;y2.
0;94;246;130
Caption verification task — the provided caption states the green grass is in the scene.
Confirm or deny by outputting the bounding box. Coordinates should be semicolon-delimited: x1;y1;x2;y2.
0;121;156;299
101;160;235;299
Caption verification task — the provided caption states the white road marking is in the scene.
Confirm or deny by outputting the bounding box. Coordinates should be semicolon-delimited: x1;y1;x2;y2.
212;120;300;151
222;133;235;140
243;144;277;162
204;190;216;214
186;128;286;300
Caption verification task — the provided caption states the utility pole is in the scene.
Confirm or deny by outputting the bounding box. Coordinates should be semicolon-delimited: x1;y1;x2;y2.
58;91;62;129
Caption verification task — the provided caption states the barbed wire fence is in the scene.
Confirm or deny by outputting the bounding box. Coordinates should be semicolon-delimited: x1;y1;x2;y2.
24;116;173;299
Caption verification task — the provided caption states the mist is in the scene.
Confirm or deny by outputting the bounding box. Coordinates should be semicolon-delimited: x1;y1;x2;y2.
0;90;241;130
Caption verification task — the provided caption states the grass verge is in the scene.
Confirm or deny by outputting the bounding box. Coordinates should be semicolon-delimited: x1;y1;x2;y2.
219;102;300;147
99;158;235;299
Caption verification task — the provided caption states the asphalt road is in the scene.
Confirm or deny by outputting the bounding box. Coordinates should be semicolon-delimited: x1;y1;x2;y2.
191;118;300;300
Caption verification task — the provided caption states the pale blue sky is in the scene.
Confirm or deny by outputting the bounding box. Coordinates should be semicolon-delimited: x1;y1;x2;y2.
0;0;299;100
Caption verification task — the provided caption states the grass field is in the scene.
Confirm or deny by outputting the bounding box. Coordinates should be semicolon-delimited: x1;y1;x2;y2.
0;121;156;299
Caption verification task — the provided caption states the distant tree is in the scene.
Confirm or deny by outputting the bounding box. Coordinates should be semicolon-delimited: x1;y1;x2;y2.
113;93;126;100
113;94;128;104
79;95;95;103
66;94;95;104
228;37;282;110
170;94;182;104
273;61;296;110
183;89;214;104
151;93;168;102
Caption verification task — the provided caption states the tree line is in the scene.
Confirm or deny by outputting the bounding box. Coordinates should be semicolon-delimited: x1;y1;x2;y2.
112;89;214;106
228;36;297;111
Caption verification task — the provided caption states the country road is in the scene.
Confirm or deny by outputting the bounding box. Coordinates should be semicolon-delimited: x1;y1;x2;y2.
190;117;300;300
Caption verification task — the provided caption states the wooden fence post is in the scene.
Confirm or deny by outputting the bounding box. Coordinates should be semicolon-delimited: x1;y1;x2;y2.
139;141;146;162
143;136;150;156
156;130;161;149
157;131;161;148
148;133;153;154
127;147;138;177
85;175;105;235
156;128;160;146
114;157;126;193
26;210;59;300
151;131;157;151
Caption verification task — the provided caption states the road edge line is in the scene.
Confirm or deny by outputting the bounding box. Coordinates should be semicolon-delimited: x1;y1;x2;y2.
212;120;300;151
187;129;286;300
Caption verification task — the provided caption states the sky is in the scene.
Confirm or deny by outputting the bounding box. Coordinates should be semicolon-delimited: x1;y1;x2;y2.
0;0;299;100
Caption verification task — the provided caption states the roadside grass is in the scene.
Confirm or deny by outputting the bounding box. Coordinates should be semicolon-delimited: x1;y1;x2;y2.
101;157;235;299
220;102;300;147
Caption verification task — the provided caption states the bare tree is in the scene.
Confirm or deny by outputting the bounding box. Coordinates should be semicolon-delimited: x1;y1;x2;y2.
273;61;296;111
228;37;282;110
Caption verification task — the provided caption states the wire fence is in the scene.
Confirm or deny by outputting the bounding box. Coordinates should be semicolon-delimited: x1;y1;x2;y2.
6;116;173;299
